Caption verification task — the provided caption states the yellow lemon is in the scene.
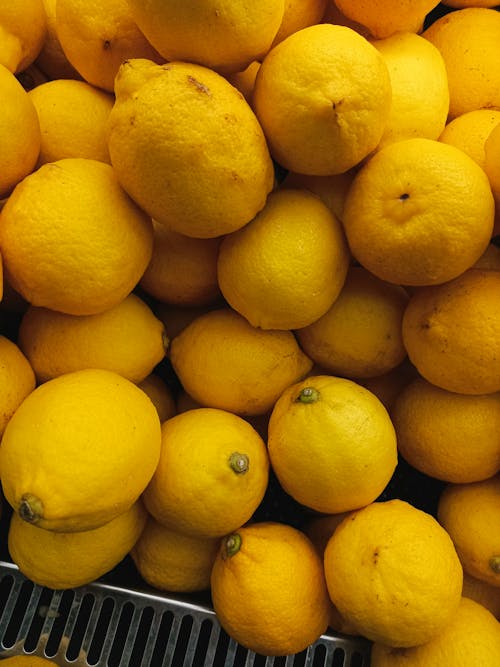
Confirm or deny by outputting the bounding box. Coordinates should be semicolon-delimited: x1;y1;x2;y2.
224;60;261;104
17;293;168;384
217;189;350;330
8;500;147;589
139;222;222;307
169;307;313;416
296;266;409;379
371;31;449;149
28;79;114;165
0;368;161;532
55;0;164;92
370;597;500;666
437;476;500;588
334;0;440;39
131;514;219;593
392;377;500;483
253;23;391;175
272;0;328;47
439;109;500;170
359;359;419;412
423;7;500;119
267;375;398;514
210;521;331;656
126;0;285;74
342;138;495;286
324;499;463;647
484;123;500;211
0;158;153;316
0;0;47;73
462;571;500;620
142;408;269;538
108;58;275;239
402;269;500;395
0;335;36;437
0;64;40;198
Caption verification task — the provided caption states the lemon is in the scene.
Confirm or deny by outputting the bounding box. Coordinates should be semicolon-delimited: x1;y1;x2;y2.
0;368;161;532
0;0;47;73
108;58;275;238
0;335;35;437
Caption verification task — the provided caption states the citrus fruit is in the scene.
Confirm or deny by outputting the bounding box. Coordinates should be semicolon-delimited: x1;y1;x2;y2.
252;23;392;175
142;407;269;538
333;0;440;38
0;63;41;198
371;31;449;149
139;222;222;307
131;514;219;593
423;7;500;119
127;0;285;74
324;499;463;647
0;335;35;437
210;521;331;656
484;122;500;207
342;138;495;286
8;500;147;589
402;269;500;395
437;476;500;587
28;79;114;165
359;359;418;412
439;109;500;172
0;0;47;73
108;58;275;238
296;266;409;379
17;293;168;384
272;0;328;47
443;0;500;5
0;658;59;666
137;374;176;423
267;374;398;513
169;307;313;416
55;0;164;92
370;597;500;666
462;571;500;620
217;188;350;330
392;377;500;483
224;60;260;103
0;158;153;316
0;368;161;532
35;0;81;79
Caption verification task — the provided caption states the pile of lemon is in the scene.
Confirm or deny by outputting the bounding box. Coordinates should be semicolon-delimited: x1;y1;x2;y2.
0;1;499;664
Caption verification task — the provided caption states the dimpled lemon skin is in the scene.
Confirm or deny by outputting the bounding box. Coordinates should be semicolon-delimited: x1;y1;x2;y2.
108;58;275;239
324;499;463;648
252;23;392;176
0;158;153;316
0;368;162;533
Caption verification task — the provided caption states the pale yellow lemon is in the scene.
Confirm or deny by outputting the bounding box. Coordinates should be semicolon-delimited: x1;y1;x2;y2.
217;189;350;330
142;407;269;538
0;158;153;316
17;293;168;384
8;500;147;589
28;79;114;165
324;499;463;647
108;58;275;238
0;0;47;73
371;31;449;149
342;138;495;286
252;23;392;175
0;368;161;532
439;109;500;171
55;0;164;92
0;335;36;437
296;266;409;379
126;0;285;74
169;307;313;416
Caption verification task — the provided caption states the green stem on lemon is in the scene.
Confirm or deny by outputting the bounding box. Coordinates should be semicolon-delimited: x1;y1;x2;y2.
489;555;500;574
18;494;43;524
228;452;249;474
223;533;242;559
296;386;320;404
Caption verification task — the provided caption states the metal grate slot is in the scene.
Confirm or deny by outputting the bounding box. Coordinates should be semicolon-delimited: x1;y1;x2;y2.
0;561;372;666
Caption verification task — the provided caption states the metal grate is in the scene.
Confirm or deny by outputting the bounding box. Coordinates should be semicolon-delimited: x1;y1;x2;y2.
0;561;371;666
